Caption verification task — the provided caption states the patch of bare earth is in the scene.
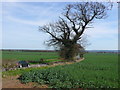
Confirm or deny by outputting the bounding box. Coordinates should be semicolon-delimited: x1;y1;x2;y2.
2;75;48;88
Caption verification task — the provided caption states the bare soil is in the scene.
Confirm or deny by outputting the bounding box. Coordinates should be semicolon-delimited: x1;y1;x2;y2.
2;75;48;88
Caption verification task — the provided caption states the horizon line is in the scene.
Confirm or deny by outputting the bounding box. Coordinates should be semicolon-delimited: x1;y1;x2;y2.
0;48;118;51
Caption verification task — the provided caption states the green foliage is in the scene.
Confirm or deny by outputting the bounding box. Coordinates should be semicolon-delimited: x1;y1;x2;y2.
19;53;118;88
2;66;49;77
59;44;84;61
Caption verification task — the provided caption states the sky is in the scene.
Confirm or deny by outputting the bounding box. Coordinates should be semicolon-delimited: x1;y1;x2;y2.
1;2;118;50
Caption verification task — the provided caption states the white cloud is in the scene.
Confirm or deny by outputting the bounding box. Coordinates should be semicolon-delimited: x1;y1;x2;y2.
6;16;49;26
84;20;118;39
2;2;61;18
2;2;62;26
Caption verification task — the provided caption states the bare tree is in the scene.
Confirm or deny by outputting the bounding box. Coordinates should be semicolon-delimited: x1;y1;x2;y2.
39;2;112;61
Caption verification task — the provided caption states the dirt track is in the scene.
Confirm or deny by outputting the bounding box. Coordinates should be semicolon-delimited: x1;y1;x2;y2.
3;58;84;72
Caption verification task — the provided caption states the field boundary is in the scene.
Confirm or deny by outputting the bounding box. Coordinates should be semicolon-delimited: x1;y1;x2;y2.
49;58;85;66
2;58;85;72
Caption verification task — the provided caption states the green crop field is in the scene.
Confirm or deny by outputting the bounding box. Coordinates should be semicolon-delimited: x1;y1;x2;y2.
2;51;59;61
2;51;119;88
2;51;61;69
17;52;118;88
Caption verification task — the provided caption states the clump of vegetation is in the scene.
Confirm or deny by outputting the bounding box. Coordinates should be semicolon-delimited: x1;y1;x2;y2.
28;58;45;64
2;60;17;71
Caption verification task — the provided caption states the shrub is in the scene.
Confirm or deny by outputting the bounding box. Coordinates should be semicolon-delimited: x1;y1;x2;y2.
2;60;17;71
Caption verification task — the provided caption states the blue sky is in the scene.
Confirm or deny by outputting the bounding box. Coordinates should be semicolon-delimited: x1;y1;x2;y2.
1;2;118;50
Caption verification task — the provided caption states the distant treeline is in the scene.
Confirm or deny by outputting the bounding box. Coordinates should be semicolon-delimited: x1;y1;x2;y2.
1;49;119;54
87;51;118;54
87;50;118;54
1;49;58;52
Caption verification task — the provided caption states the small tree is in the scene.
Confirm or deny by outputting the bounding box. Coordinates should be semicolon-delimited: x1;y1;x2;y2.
39;2;112;61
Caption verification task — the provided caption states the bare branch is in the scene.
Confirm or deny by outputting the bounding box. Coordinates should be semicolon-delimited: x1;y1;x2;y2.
39;2;112;60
